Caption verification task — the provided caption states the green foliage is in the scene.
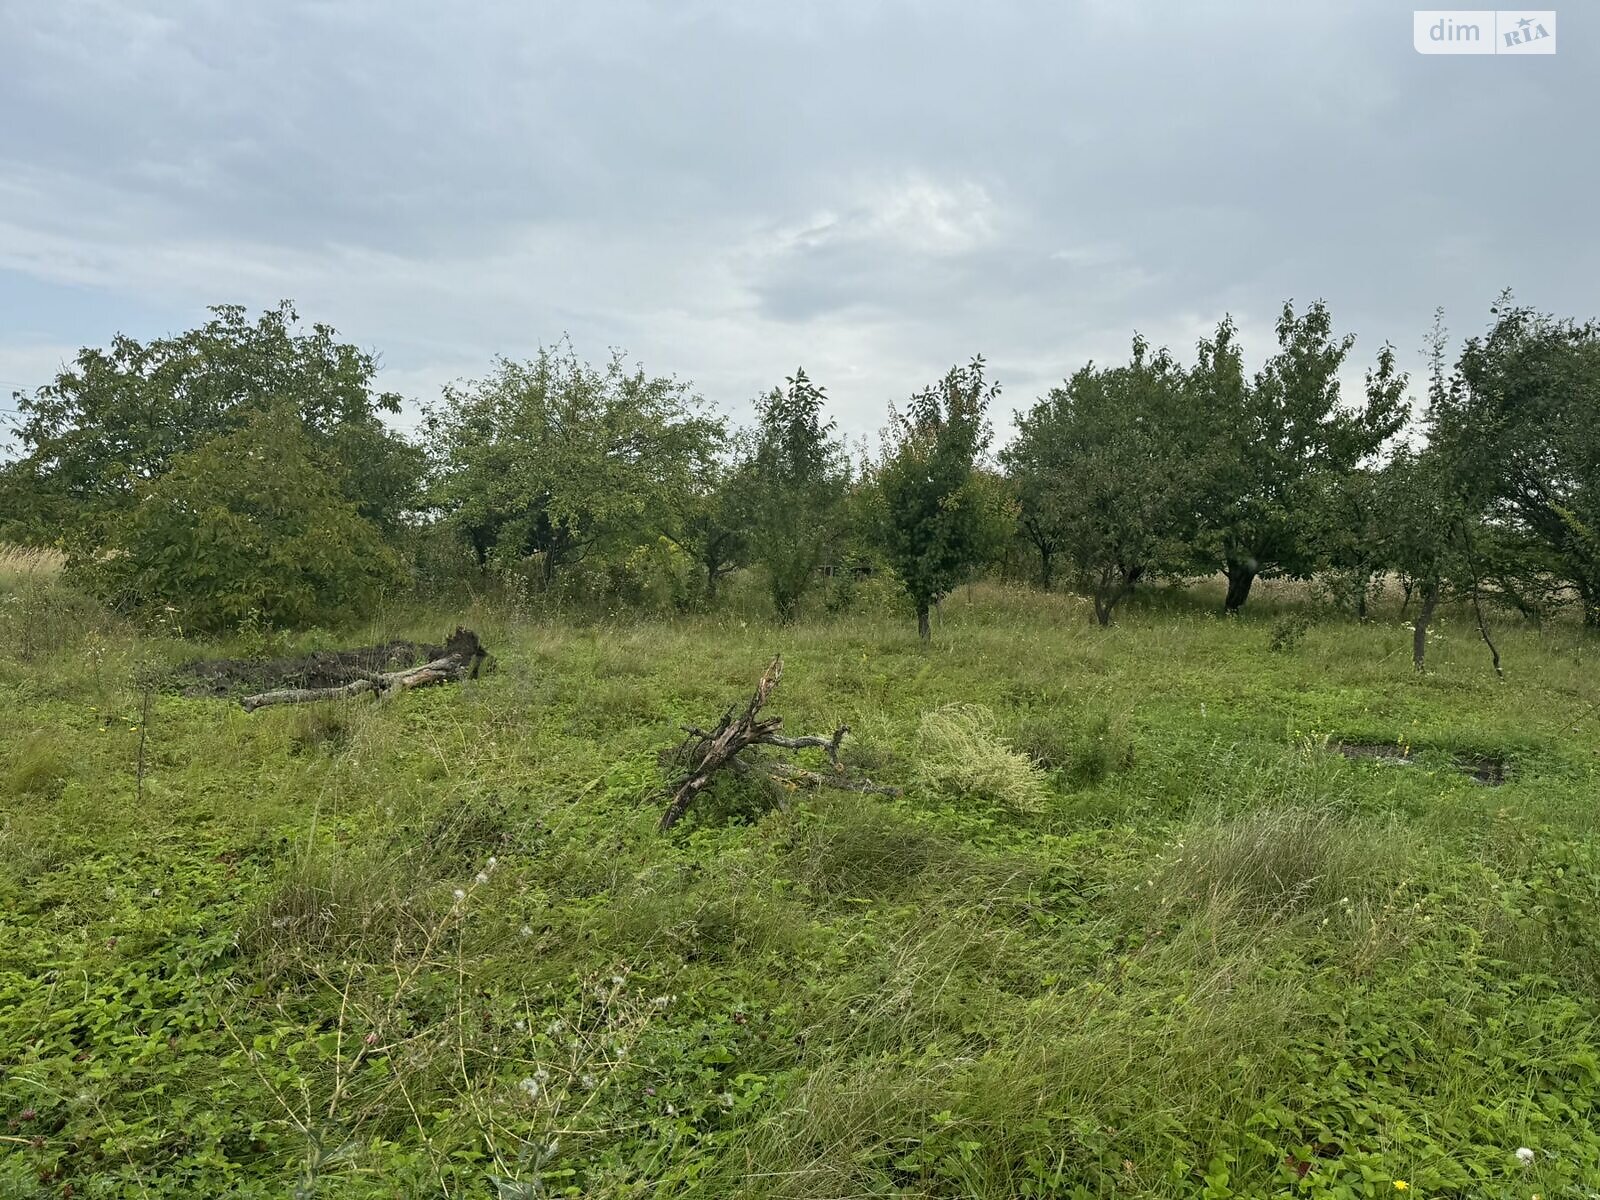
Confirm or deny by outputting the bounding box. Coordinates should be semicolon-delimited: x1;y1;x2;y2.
1269;612;1311;652
744;368;848;620
1430;292;1600;623
877;356;996;639
663;454;754;604
4;584;1600;1195
1182;302;1406;611
0;301;421;547
80;406;404;632
1005;335;1190;624
423;340;723;589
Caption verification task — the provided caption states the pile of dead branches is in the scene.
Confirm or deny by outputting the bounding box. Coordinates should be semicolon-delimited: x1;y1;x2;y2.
659;655;898;830
239;627;488;713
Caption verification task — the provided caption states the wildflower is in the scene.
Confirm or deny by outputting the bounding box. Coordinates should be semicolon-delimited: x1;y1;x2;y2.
487;856;498;868
364;1032;379;1046
475;872;489;885
519;1077;541;1099
453;888;466;901
610;974;625;987
520;925;533;939
1393;1183;1408;1192
719;1091;734;1108
581;1073;596;1089
1517;1147;1536;1165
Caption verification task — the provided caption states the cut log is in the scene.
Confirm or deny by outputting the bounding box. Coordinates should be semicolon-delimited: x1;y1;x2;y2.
241;628;487;712
658;655;899;830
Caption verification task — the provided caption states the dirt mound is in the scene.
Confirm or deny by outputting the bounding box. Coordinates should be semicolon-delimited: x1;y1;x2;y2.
172;639;447;698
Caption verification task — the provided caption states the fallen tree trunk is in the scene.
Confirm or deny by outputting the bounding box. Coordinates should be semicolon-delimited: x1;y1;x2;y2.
241;628;487;713
658;655;899;831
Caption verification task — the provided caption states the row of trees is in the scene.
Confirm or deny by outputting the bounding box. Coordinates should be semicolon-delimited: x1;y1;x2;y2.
0;305;1001;639
3;294;1597;650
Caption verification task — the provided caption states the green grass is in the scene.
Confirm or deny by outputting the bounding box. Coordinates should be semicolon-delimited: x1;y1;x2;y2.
3;579;1600;1197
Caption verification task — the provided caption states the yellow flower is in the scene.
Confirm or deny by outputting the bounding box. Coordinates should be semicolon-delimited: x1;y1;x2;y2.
1393;1184;1408;1193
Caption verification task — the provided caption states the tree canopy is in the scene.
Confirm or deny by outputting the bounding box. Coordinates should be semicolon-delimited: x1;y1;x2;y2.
743;368;849;621
0;301;419;546
877;357;996;640
81;405;405;633
422;341;723;586
1005;335;1189;624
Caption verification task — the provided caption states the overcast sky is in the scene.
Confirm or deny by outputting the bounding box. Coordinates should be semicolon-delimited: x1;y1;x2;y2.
1;1;1593;452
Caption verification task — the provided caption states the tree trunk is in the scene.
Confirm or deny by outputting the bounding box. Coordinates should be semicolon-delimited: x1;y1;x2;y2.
1223;563;1256;614
917;603;931;643
1039;548;1054;591
1092;592;1112;626
1413;582;1440;672
705;563;720;603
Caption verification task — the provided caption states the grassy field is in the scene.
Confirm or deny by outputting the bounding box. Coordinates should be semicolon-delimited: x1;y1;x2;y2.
4;573;1600;1198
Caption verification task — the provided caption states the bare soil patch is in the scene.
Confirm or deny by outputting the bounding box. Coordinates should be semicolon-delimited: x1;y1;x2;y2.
1333;741;1508;786
171;639;448;698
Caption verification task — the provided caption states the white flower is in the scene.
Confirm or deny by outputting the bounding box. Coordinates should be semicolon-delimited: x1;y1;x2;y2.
580;1073;596;1089
519;1077;541;1099
475;872;489;885
487;856;498;868
520;924;533;938
453;888;466;901
1517;1147;1536;1165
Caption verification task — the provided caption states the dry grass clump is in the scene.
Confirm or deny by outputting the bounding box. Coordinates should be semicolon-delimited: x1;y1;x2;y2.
0;543;66;581
914;703;1049;813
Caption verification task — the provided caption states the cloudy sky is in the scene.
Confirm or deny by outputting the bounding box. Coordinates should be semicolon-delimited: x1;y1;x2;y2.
0;1;1592;451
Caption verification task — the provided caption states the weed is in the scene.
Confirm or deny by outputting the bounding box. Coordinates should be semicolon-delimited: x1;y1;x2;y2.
914;703;1049;813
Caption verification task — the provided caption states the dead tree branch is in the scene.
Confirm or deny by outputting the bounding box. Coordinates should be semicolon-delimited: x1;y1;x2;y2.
240;628;487;713
658;655;898;830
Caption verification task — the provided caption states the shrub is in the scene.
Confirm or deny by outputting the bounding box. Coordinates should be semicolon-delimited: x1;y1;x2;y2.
1268;612;1311;652
79;406;405;633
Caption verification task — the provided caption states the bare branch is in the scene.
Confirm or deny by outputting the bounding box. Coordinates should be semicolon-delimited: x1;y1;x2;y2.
658;658;889;829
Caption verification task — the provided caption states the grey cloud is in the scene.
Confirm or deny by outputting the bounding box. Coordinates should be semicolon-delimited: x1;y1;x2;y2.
1;0;1595;445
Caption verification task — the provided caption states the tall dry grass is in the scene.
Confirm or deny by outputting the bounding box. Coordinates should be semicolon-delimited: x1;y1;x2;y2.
0;542;66;581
